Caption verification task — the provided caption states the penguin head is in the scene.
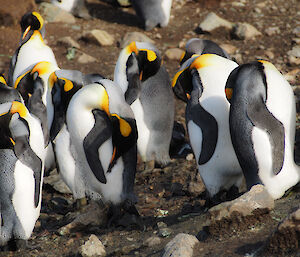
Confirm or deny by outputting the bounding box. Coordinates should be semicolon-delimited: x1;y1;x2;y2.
180;38;205;65
20;12;45;41
125;41;162;81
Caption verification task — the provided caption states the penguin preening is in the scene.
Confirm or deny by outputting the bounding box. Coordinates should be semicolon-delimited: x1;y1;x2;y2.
114;41;174;166
0;99;45;248
131;0;173;31
180;38;231;65
172;54;243;200
225;60;300;199
8;12;58;87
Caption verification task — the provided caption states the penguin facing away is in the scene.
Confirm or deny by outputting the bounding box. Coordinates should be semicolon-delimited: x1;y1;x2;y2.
114;41;174;166
180;38;231;65
172;54;243;199
225;60;300;199
8;12;57;87
0;99;45;248
131;0;173;31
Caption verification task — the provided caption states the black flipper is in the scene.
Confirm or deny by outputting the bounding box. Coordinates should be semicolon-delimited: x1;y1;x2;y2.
83;109;112;184
247;98;285;175
14;132;42;208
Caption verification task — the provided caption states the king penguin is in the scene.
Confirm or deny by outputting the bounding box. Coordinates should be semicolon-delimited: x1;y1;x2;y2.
64;79;138;222
225;60;300;199
0;94;45;248
180;38;231;65
131;0;173;31
8;12;58;87
114;41;174;166
172;54;243;200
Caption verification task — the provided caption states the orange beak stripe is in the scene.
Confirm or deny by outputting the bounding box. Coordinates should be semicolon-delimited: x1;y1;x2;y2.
22;26;31;40
225;88;233;100
110;147;117;164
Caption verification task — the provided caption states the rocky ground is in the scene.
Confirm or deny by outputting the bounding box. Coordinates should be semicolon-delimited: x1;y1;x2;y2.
0;0;299;256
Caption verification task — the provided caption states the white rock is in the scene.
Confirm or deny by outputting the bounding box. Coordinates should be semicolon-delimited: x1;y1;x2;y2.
265;26;280;36
220;43;237;55
232;22;262;40
120;32;155;48
288;46;300;65
57;36;80;49
165;48;184;61
83;30;114;46
43;169;72;194
285;68;300;84
80;234;106;257
78;53;97;64
162;233;199;257
198;12;234;33
117;0;131;7
39;3;76;24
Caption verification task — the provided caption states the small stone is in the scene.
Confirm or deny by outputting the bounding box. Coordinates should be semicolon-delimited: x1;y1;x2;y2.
231;22;262;40
117;0;131;7
143;236;161;247
39;3;76;24
198;12;234;33
186;153;194;161
43;169;72;194
288;46;300;65
120;32;155;48
220;44;237;55
77;53;97;64
159;228;172;238
165;48;184;61
292;38;300;45
188;173;206;196
82;30;114;46
265;27;280;36
285;68;300;84
57;36;80;49
293;26;300;37
162;233;199;257
264;50;275;60
79;234;106;257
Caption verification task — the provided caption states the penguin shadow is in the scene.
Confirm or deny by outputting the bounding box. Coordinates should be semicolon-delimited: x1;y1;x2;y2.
85;1;141;28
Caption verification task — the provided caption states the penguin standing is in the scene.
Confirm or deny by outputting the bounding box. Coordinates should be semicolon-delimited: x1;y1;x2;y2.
0;98;45;248
8;12;58;87
180;38;231;65
114;41;174;166
63;80;138;221
131;0;173;31
172;54;243;200
225;60;300;199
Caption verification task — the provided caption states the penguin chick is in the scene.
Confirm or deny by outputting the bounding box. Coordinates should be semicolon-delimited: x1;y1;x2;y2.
8;12;58;87
64;80;138;213
172;54;243;200
0;100;45;248
180;38;231;65
114;41;174;165
131;0;172;31
51;0;91;19
225;60;300;199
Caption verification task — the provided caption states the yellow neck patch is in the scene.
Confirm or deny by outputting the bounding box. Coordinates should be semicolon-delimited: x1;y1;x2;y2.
126;41;138;55
10;101;27;118
0;76;7;85
100;88;110;116
111;114;131;137
49;72;58;89
190;54;216;70
140;49;157;62
32;12;44;30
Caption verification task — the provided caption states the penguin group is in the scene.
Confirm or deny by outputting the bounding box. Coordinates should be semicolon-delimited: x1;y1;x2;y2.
0;10;299;250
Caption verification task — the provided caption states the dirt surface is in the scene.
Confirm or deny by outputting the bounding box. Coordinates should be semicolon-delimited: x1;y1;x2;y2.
0;0;299;256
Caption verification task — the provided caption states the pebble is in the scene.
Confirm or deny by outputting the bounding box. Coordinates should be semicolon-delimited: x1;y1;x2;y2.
143;236;161;247
82;30;114;46
231;22;262;40
79;234;106;257
77;53;97;64
293;26;300;37
162;233;199;257
165;48;184;61
220;43;237;55
288;45;300;65
285;68;300;84
198;12;234;33
43;169;72;194
120;32;155;48
265;26;280;36
57;36;80;49
188;173;206;196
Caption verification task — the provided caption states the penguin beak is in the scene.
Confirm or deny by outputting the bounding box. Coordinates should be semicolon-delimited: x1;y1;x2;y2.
22;26;31;40
110;147;117;164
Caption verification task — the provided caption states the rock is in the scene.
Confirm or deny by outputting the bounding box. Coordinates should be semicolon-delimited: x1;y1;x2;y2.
220;44;237;55
0;0;36;26
293;26;300;37
39;3;76;24
57;36;80;49
43;169;72;194
231;22;262;40
186;153;194;161
143;236;161;247
188;172;206;196
77;53;97;64
82;30;114;46
157;222;172;237
288;45;300;65
198;12;234;33
209;185;274;222
231;53;243;64
117;0;131;7
292;38;300;45
58;201;108;235
119;32;155;48
265;26;280;36
264;206;300;254
264;50;275;60
285;68;300;84
162;233;199;257
79;234;106;257
165;48;184;61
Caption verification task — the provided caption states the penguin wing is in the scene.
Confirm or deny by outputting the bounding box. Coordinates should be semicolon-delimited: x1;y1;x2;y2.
14;133;42;208
189;104;218;165
247;99;285;175
83;109;112;184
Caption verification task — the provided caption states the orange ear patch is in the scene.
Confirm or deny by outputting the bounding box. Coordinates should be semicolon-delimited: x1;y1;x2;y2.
225;88;233;100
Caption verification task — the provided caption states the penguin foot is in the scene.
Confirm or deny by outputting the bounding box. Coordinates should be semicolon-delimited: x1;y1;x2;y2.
0;239;28;251
75;197;88;210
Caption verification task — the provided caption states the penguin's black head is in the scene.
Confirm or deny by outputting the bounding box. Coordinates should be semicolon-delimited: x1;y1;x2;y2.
109;115;138;171
20;12;45;40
